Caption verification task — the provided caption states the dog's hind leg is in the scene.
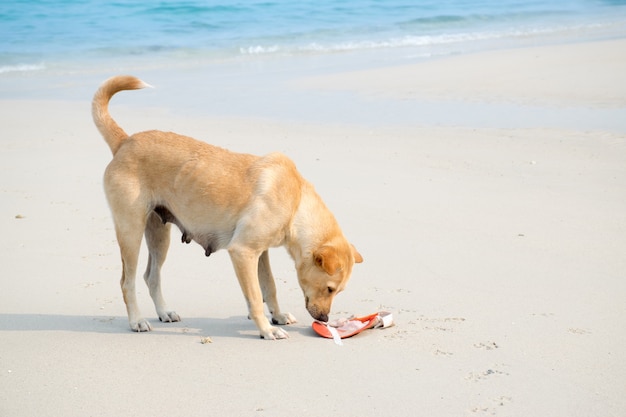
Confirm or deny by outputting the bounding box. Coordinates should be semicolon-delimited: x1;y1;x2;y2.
144;211;180;323
258;250;297;325
112;209;152;332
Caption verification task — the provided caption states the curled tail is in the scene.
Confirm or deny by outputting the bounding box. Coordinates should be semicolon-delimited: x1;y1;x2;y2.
92;75;151;155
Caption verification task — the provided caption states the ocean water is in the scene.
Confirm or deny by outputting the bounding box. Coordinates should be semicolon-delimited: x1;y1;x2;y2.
1;0;626;75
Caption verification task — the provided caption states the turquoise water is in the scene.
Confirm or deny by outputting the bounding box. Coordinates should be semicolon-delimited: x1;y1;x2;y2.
1;0;626;74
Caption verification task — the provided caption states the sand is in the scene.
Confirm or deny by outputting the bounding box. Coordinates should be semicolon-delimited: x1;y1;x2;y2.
1;39;625;417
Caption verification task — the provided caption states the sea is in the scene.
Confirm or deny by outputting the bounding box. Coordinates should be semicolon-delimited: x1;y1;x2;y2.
1;0;626;75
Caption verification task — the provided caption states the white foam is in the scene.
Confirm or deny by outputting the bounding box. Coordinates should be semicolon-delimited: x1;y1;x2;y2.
238;30;532;56
0;63;46;74
239;45;280;55
237;18;626;58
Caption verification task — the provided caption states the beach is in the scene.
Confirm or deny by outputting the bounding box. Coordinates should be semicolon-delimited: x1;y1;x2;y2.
1;35;626;417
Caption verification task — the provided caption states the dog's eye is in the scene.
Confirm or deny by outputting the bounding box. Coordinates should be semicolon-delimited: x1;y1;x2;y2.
327;287;335;294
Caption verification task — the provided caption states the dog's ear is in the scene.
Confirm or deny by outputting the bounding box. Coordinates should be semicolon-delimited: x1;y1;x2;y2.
351;244;363;264
314;246;343;275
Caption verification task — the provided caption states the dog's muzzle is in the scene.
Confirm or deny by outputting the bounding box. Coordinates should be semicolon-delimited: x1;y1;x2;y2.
306;302;329;322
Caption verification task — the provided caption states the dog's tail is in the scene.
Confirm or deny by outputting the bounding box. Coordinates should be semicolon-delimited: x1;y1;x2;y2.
92;75;151;155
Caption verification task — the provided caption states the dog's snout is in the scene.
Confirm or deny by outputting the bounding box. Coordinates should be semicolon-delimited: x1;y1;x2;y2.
306;303;329;322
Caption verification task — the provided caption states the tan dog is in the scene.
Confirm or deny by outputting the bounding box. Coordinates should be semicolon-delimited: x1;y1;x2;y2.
92;75;362;340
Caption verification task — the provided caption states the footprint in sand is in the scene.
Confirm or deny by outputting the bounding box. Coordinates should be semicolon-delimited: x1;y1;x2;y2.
469;396;513;415
465;365;509;382
474;341;499;350
568;328;591;335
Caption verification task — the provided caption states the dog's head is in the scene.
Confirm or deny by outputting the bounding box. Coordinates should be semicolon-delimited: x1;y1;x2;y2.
297;241;363;322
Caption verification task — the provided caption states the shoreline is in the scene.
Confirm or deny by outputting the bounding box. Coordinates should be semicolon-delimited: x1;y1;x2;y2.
297;38;626;107
1;38;625;132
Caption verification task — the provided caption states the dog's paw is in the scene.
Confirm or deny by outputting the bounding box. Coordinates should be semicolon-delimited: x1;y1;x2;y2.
158;311;181;323
271;312;297;325
260;326;289;340
130;319;152;332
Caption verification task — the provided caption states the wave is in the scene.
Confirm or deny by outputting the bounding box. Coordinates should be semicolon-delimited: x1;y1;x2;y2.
238;31;534;56
0;63;45;74
238;20;625;56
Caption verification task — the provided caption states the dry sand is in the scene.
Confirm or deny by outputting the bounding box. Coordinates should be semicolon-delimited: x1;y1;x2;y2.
1;39;625;416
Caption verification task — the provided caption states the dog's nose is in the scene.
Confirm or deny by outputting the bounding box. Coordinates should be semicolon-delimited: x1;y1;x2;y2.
317;313;329;322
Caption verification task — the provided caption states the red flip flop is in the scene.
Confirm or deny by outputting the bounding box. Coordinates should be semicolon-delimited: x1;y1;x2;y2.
312;312;393;344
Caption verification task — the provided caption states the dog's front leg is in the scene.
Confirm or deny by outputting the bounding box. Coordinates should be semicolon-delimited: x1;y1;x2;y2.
229;247;289;340
258;250;296;325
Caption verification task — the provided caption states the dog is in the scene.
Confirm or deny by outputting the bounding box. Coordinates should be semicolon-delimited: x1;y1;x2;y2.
92;75;362;340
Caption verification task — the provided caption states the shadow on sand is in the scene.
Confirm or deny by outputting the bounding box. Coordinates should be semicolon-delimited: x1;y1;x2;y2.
0;313;317;340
